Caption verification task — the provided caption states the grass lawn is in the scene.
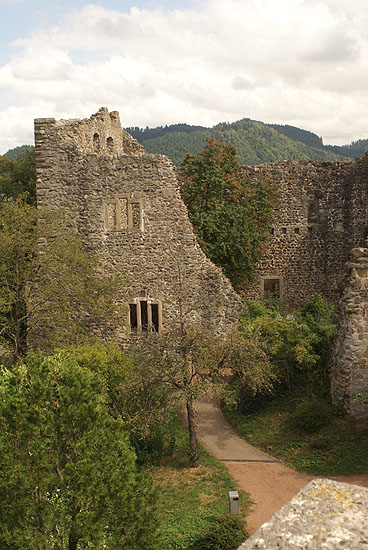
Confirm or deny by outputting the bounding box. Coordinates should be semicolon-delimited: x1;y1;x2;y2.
223;390;368;476
151;416;250;550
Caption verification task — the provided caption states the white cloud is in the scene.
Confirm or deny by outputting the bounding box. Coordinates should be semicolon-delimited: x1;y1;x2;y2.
1;0;368;152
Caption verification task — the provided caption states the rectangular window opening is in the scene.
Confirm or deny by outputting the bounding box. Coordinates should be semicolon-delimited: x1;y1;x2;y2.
151;303;159;332
129;304;138;333
140;300;148;331
263;278;281;299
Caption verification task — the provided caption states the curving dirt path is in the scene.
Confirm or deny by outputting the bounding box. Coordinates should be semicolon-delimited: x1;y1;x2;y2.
195;396;368;534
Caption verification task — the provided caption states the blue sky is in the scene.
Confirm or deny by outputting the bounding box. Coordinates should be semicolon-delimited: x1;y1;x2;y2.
0;0;367;153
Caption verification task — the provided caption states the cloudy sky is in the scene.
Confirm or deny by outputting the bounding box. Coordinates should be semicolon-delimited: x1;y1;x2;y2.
0;0;367;153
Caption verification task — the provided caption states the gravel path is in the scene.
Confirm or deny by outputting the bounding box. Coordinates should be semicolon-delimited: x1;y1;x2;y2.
195;396;368;534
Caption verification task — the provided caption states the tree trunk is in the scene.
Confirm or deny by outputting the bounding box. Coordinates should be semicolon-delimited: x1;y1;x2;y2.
68;530;79;550
186;398;199;467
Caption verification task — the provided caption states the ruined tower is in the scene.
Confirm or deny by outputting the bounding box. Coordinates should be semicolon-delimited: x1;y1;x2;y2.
34;108;242;344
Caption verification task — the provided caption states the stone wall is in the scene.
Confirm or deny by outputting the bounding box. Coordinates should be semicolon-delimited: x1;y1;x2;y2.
34;108;242;345
239;479;368;549
330;248;368;418
242;155;368;308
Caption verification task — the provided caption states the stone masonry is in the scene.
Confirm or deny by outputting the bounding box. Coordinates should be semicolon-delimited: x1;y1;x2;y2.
239;479;368;549
330;248;368;418
243;154;368;308
34;108;242;345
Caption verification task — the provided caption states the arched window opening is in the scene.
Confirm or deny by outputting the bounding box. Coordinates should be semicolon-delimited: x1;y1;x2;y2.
107;136;114;152
93;133;100;151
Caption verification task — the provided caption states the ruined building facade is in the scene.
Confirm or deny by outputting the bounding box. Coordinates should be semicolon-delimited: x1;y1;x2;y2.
243;155;368;308
34;108;242;344
35;108;368;417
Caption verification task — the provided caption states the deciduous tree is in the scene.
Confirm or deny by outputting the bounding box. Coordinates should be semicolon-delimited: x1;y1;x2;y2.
0;197;125;363
180;138;275;292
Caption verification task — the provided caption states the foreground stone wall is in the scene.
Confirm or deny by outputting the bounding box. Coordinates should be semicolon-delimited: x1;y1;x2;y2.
239;479;368;549
331;248;368;418
243;154;368;308
35;108;242;345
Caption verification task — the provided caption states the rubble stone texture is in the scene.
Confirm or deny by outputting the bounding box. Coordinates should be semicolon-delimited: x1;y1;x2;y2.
330;248;368;418
238;479;368;549
243;155;368;308
34;108;242;345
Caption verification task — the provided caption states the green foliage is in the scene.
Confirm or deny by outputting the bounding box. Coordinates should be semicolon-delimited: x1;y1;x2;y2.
63;342;176;465
153;416;250;550
287;397;333;433
130;118;350;166
130;316;276;468
196;515;247;550
0;148;36;203
0;352;158;549
180;138;275;290
268;124;324;149
295;294;336;378
239;295;336;391
0;198;125;362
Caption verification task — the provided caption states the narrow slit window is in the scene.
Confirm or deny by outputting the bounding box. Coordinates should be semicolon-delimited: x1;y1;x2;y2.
129;304;138;333
131;202;141;230
93;133;100;151
140;300;148;331
151;303;159;332
363;226;368;246
106;202;117;230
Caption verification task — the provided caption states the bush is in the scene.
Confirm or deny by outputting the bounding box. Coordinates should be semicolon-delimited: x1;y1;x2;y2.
130;419;176;465
195;515;247;550
288;397;333;433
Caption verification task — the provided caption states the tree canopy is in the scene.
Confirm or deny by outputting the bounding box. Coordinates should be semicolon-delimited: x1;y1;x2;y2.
0;352;158;549
180;137;275;292
0;148;36;203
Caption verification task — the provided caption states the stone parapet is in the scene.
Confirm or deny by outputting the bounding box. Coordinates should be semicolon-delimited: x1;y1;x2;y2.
238;479;368;549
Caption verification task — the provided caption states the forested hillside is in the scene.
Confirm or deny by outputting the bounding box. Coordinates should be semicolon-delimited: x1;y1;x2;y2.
124;118;368;166
6;119;368;167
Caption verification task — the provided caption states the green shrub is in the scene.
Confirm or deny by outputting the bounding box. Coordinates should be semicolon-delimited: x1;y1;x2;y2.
130;419;176;465
195;515;247;550
288;397;332;433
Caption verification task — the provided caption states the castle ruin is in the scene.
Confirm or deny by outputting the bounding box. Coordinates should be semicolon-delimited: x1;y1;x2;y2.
34;108;242;344
34;108;368;418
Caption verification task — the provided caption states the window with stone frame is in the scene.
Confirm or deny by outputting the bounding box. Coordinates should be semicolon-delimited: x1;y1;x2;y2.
262;277;282;300
104;195;143;231
129;299;162;334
